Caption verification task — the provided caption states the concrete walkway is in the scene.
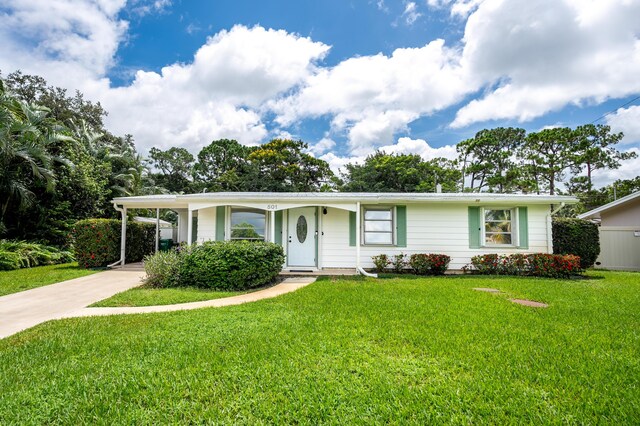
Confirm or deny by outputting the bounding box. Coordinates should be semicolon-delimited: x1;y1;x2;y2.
61;277;316;318
0;268;315;339
0;268;145;339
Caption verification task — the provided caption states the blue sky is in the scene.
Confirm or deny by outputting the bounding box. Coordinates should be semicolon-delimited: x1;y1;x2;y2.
1;0;639;185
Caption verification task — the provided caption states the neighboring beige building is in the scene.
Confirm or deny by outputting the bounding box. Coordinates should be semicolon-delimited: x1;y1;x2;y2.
579;191;640;271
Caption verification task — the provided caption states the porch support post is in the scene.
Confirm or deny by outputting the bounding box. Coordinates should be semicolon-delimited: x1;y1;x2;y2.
270;210;276;242
121;207;127;265
355;202;361;270
187;208;193;245
155;208;160;253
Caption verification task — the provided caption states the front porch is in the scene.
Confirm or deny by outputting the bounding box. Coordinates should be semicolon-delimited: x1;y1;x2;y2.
110;193;381;276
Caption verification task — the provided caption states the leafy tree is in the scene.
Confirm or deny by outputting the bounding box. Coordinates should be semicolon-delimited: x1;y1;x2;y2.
572;124;636;192
1;70;156;244
3;70;107;130
248;139;334;192
522;127;578;195
341;151;460;192
0;81;73;234
147;147;195;193
193;139;255;192
457;127;526;192
609;176;640;199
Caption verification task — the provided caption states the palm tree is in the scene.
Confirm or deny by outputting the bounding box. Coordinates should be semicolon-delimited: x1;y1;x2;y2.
0;81;67;232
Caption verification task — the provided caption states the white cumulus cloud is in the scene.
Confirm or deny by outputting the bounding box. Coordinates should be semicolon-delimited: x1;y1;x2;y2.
606;105;640;145
451;0;640;127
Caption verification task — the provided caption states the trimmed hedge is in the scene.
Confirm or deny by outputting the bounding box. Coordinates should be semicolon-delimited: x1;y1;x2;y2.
0;240;74;271
72;219;156;268
552;217;600;269
144;241;285;290
465;253;582;278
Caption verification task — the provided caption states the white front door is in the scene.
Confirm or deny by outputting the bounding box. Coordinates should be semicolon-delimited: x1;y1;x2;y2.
287;207;317;267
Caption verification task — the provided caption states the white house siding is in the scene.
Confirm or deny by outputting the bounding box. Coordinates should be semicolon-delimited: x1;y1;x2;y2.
177;209;189;243
196;207;217;243
320;204;550;271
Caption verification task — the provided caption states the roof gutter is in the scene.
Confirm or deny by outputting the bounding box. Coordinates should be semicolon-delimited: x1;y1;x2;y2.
546;202;566;254
355;201;378;278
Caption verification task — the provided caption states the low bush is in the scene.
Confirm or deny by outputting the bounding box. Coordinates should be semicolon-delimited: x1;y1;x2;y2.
371;254;390;273
408;254;451;275
391;253;407;273
72;219;156;268
466;253;582;278
143;250;184;288
552;217;600;269
0;240;74;271
172;241;285;291
528;253;582;278
371;253;451;275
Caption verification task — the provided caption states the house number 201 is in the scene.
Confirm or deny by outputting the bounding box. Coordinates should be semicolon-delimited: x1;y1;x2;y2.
267;204;277;210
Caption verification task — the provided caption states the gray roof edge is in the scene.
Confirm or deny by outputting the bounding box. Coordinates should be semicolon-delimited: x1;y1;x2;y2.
113;192;578;204
578;190;640;219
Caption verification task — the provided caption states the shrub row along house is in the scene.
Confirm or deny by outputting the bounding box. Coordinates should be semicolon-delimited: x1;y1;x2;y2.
110;192;577;273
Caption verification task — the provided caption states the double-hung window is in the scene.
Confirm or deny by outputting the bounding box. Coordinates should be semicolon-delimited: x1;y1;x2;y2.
363;207;394;245
230;208;266;241
483;208;514;245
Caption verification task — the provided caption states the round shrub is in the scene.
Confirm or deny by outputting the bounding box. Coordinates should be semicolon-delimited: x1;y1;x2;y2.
72;219;156;268
178;241;285;290
552;217;600;269
408;253;451;275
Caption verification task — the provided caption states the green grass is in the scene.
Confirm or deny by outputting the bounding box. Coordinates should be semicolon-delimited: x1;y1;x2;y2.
1;271;639;424
0;263;98;297
91;286;247;307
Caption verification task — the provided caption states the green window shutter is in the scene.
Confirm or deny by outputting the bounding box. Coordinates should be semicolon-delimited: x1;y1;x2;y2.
349;211;356;247
518;206;529;249
468;206;481;249
215;206;226;241
396;205;407;247
274;210;283;245
191;216;198;244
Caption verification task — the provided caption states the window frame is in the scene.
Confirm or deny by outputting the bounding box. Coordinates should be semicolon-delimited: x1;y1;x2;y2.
228;207;267;241
361;206;395;246
481;207;519;247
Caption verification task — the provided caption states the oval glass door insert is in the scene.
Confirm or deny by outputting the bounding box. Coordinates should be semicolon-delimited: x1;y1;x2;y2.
296;215;308;243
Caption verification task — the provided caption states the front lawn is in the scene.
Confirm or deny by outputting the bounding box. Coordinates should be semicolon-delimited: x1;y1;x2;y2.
1;271;638;423
0;263;98;297
91;286;248;307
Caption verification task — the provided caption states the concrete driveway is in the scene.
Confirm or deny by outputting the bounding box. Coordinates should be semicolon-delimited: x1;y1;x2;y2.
0;266;145;339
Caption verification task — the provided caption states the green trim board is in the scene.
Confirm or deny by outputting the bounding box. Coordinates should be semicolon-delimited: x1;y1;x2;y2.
274;210;283;245
395;205;407;247
349;211;356;247
315;207;319;266
468;206;481;249
191;216;198;244
215;206;225;241
517;206;529;249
